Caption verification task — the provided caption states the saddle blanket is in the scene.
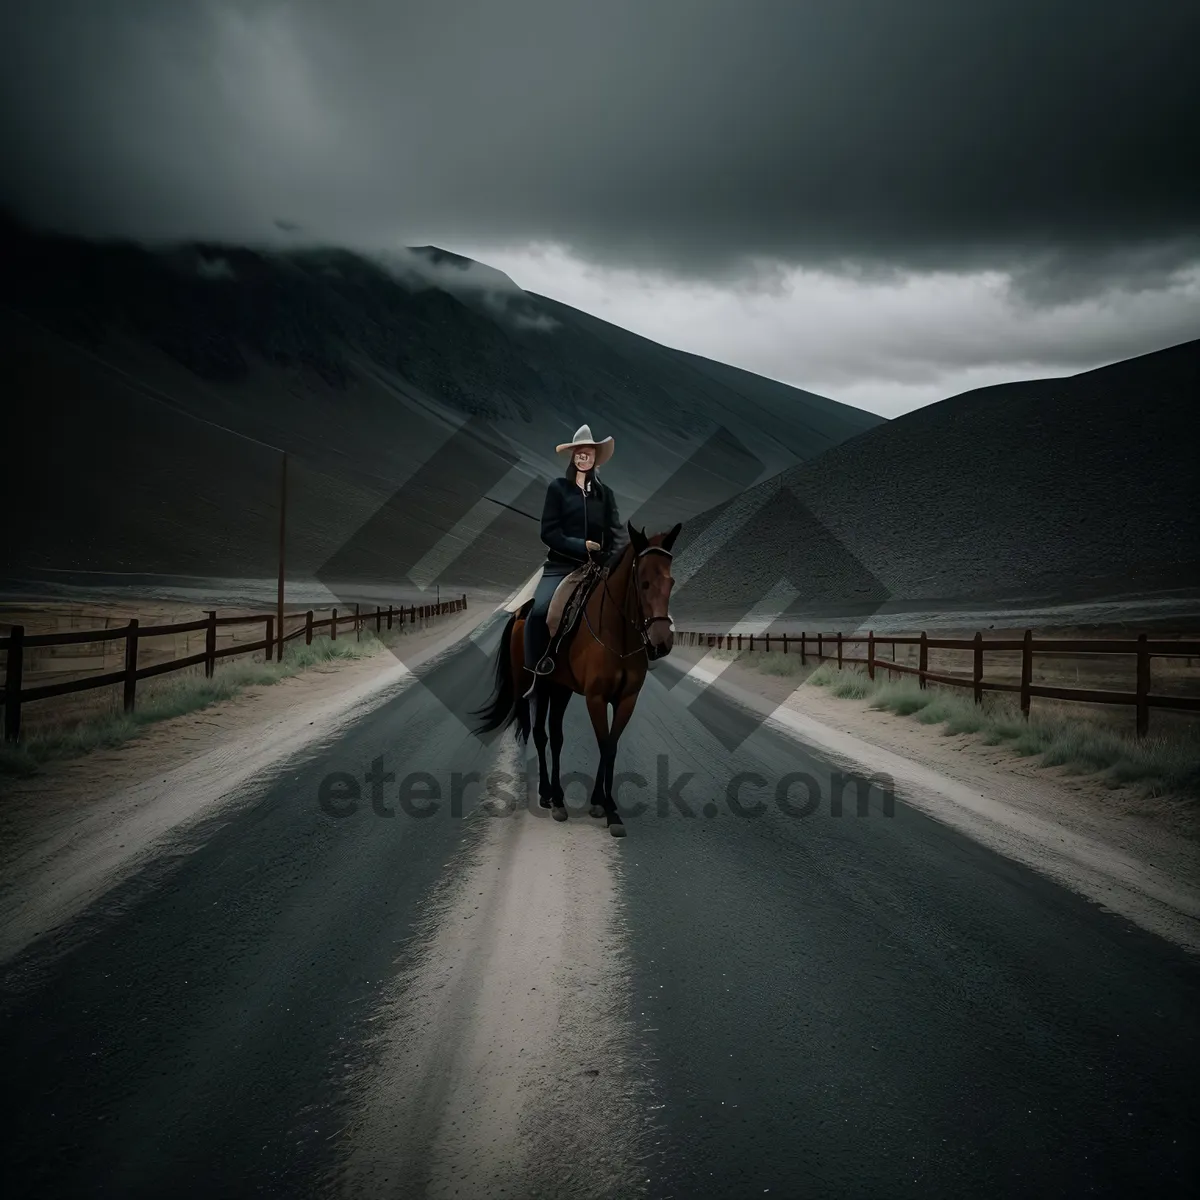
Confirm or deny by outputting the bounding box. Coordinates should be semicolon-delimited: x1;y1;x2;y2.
502;571;541;614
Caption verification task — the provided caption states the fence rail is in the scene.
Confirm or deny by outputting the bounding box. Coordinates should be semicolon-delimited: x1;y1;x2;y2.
674;628;1200;737
1;595;468;743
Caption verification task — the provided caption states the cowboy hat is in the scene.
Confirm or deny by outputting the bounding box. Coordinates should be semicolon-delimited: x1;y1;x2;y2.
555;423;614;467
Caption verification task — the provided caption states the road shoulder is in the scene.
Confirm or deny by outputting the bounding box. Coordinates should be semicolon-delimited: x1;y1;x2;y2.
0;606;489;964
671;653;1200;954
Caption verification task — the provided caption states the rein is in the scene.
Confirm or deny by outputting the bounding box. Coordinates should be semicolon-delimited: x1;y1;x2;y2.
581;545;673;660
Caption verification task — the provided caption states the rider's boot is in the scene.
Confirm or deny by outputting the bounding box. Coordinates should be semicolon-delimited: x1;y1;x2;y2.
523;624;556;698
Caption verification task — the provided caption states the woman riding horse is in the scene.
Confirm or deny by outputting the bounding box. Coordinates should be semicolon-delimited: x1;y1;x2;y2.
475;421;681;836
524;424;627;676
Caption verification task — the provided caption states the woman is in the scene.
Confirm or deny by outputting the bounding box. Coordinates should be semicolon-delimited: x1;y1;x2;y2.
524;423;627;674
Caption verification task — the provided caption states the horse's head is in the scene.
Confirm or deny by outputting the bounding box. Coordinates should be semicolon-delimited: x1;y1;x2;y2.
627;520;682;658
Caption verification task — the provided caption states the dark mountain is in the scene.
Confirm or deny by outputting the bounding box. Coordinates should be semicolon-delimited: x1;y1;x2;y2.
0;219;881;601
670;337;1200;625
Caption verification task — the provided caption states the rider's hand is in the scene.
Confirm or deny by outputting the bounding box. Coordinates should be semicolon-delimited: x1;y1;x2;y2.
585;540;601;551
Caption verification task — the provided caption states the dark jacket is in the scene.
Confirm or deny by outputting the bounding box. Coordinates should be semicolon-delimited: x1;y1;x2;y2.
540;471;627;569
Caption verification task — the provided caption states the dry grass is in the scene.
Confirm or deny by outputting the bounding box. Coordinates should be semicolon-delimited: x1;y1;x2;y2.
703;645;1200;800
0;627;410;778
812;662;1200;798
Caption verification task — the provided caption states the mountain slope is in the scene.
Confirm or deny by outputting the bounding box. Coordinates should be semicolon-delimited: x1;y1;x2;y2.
0;220;882;597
671;337;1200;623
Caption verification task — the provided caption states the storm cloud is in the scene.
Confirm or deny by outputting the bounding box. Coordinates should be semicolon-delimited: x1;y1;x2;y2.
1;0;1198;293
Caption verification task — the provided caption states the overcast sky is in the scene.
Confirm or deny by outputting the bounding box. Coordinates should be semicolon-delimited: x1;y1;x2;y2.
2;0;1198;416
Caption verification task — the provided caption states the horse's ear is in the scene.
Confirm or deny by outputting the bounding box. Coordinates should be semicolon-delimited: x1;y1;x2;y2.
662;521;683;552
628;520;646;552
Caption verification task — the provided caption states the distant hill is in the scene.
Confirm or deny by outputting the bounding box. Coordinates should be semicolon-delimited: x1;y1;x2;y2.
0;219;882;600
671;337;1200;625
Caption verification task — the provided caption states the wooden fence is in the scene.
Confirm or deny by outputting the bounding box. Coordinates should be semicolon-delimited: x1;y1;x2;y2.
1;595;468;743
674;628;1200;737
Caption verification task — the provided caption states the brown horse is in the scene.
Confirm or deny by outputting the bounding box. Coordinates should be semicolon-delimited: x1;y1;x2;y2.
473;520;681;836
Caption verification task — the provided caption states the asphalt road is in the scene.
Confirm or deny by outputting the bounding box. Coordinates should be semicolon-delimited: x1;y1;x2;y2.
1;613;1197;1198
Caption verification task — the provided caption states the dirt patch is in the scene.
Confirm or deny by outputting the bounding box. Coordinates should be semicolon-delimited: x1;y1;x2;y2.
330;742;651;1199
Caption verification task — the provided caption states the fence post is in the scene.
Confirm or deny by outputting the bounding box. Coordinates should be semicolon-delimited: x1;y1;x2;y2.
750;634;755;652
1019;629;1032;719
331;608;338;641
387;605;393;631
867;630;875;681
918;632;928;690
205;611;217;679
1136;633;1150;738
817;632;822;662
4;624;25;743
355;603;361;642
783;632;788;654
265;616;274;663
305;611;314;646
123;619;139;713
973;632;983;704
837;632;843;669
765;634;771;653
800;632;807;666
463;593;468;608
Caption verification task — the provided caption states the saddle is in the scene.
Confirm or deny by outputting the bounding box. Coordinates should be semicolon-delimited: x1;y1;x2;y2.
546;566;592;639
524;561;603;685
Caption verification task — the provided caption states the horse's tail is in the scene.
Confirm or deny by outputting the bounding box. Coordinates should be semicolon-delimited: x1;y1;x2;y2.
472;609;525;740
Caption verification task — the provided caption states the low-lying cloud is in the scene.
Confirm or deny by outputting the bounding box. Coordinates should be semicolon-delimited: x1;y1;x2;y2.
1;1;1196;295
0;1;1194;409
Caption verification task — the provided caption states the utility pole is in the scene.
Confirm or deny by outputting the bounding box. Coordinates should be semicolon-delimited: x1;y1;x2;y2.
276;452;287;662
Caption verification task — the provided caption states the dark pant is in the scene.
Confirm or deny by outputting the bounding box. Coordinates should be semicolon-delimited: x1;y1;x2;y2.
524;564;573;669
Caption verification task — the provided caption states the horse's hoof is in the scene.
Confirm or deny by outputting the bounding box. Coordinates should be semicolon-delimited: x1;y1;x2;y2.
552;806;568;822
589;804;605;818
608;822;626;838
538;795;551;809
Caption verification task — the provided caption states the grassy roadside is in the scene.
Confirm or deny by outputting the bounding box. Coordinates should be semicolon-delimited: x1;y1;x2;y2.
0;629;406;779
714;649;1200;801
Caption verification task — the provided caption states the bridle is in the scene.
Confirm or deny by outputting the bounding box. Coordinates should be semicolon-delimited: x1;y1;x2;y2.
582;544;674;660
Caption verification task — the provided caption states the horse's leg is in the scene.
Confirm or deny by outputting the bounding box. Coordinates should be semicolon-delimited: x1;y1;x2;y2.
548;684;571;821
532;680;552;808
600;690;641;837
584;693;611;819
